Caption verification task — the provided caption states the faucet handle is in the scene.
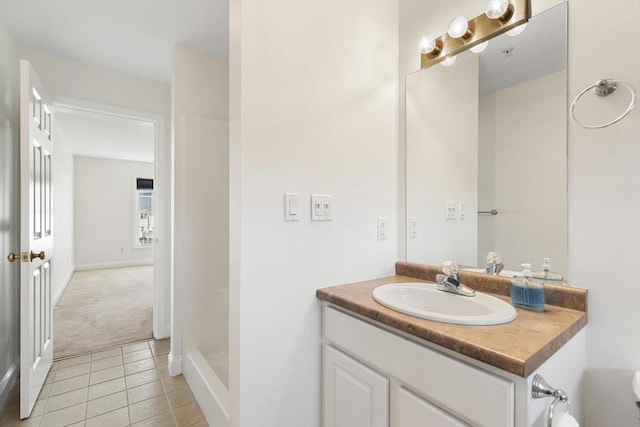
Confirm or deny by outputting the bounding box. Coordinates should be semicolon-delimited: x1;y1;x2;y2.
486;251;502;265
442;260;459;276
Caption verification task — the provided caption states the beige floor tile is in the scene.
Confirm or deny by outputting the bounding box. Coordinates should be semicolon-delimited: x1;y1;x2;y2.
156;362;171;379
161;375;188;393
51;361;60;371
67;422;85;427
91;348;121;362
87;377;126;401
86;390;128;419
57;354;92;370
124;358;156;376
131;411;177;427
191;422;208;427
128;395;171;424
85;406;130;427
39;402;86;427
122;341;150;354
4;415;42;427
166;387;196;410
90;355;123;373
126;368;160;389
49;374;90;397
44;369;56;385
123;349;153;364
38;383;52;400
154;355;168;369
174;401;205;427
89;365;124;386
149;339;170;356
31;398;47;417
54;362;91;381
45;388;88;413
126;381;165;405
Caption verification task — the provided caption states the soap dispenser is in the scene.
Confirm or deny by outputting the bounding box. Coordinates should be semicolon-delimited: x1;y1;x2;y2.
533;257;565;286
511;263;545;312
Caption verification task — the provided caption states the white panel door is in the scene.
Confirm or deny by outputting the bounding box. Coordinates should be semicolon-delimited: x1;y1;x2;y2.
323;345;389;427
19;60;54;419
395;386;469;427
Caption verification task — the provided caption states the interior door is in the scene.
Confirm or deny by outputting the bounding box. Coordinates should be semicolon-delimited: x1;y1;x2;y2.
19;60;54;419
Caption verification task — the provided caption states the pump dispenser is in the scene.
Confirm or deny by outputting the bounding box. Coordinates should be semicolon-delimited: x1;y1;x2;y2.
533;257;565;285
511;263;545;312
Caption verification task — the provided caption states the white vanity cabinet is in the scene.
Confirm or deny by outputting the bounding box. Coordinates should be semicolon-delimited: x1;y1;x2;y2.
322;304;586;427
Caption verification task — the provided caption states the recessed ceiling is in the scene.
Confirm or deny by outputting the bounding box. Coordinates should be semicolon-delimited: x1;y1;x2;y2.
55;107;155;163
0;0;229;83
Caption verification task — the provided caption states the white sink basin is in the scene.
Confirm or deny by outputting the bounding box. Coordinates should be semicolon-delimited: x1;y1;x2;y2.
372;283;517;326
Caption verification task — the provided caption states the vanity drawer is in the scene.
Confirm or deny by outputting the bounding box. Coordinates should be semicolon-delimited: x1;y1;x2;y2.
323;306;514;427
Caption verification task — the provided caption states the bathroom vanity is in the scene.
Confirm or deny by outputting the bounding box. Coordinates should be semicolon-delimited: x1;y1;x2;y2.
316;262;588;427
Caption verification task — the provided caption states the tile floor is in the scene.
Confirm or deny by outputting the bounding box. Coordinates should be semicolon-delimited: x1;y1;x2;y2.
0;339;208;427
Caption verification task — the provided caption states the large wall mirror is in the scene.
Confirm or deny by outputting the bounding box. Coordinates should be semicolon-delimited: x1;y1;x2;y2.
406;3;568;277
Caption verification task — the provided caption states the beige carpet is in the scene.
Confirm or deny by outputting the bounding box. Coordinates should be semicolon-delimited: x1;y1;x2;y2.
53;266;154;359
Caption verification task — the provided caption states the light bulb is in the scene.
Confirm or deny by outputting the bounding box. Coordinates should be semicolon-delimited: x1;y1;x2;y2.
485;0;510;20
507;22;527;37
419;35;437;54
470;41;489;53
447;16;469;39
441;56;457;67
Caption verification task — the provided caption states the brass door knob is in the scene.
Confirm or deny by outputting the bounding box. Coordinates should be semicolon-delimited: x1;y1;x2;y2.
7;252;19;262
30;251;45;262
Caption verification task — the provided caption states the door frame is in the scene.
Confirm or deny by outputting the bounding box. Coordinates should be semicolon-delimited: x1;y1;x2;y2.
53;96;171;339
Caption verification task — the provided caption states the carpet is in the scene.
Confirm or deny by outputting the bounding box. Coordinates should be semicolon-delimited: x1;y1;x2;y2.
53;266;154;359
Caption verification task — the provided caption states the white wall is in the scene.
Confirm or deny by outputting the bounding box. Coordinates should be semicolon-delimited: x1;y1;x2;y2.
51;120;75;303
401;1;640;426
406;54;479;267
73;155;154;269
567;2;640;426
0;13;21;409
229;1;399;426
171;44;229;424
21;48;173;337
478;70;567;274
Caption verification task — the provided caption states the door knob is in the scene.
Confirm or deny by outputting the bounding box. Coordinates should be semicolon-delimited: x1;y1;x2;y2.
30;251;45;262
7;252;20;262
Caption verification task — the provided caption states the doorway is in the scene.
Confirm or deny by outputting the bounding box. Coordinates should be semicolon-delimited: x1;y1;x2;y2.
51;99;170;358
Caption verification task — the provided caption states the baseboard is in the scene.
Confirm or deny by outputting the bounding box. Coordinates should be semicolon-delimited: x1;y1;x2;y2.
0;359;19;411
184;348;229;427
53;269;74;307
168;352;183;376
74;260;153;271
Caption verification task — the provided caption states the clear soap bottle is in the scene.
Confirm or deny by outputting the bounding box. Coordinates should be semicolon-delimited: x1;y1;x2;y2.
511;263;545;312
533;257;565;286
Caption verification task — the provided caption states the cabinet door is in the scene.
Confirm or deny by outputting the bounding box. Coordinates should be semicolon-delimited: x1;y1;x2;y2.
395;386;469;427
323;345;389;427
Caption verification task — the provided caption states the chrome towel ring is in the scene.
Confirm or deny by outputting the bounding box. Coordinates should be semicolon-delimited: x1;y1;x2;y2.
570;79;636;129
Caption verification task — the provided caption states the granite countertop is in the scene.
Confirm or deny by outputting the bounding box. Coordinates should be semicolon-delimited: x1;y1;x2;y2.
316;262;588;378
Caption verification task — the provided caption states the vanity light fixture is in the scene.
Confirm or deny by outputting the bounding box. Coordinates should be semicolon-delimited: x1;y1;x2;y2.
507;22;527;36
419;0;530;69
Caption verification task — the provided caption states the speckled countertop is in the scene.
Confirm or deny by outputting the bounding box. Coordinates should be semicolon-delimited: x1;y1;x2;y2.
316;262;588;378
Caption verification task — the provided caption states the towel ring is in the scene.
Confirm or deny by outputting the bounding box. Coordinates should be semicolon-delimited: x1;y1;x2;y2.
570;79;636;129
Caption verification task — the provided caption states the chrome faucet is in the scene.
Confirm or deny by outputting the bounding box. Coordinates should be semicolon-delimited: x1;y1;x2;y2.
485;251;504;275
436;260;476;297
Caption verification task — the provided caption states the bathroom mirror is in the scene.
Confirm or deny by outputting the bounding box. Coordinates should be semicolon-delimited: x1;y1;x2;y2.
406;3;568;277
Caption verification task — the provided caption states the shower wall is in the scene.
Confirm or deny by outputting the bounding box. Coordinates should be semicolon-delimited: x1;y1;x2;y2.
172;45;229;424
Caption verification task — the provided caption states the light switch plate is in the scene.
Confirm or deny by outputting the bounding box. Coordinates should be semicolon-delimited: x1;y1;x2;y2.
445;201;457;219
311;195;332;221
377;217;388;240
284;193;300;221
409;217;418;238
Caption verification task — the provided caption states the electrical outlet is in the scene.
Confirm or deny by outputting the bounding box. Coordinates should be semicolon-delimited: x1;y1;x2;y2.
377;217;388;240
409;217;418;238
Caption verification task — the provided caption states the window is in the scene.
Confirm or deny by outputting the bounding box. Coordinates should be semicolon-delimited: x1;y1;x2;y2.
136;178;155;247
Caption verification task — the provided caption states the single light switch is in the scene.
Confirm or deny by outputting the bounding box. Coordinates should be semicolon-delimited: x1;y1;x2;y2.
409;216;418;238
284;193;300;221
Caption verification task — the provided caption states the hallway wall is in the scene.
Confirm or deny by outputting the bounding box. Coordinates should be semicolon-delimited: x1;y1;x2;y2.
74;155;155;270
